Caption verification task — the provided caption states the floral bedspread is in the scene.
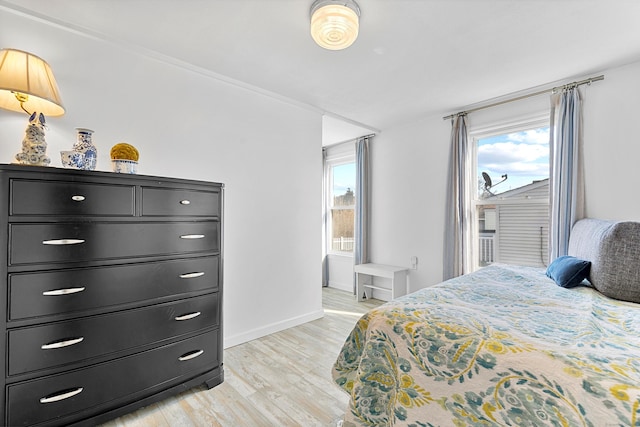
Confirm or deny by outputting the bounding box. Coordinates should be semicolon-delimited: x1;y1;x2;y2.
333;264;640;426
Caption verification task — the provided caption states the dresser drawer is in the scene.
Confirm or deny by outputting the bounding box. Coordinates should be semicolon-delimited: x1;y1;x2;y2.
9;256;219;320
142;187;220;217
10;179;135;216
7;330;218;427
9;221;219;265
8;293;218;376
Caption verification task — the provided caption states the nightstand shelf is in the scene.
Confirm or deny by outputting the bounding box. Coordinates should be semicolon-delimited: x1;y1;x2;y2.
355;263;408;302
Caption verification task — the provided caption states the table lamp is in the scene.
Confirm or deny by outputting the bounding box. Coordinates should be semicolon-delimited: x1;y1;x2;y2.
0;48;65;166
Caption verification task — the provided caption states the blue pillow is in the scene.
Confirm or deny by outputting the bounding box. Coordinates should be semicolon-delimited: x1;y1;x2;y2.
546;255;591;288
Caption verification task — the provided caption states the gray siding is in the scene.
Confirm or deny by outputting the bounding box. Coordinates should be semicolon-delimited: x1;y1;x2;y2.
517;184;548;199
497;203;549;267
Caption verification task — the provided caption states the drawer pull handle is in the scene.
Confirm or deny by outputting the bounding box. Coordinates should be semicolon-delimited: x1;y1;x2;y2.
43;287;86;296
42;239;85;245
180;234;205;239
180;199;191;205
175;311;201;321
179;272;205;279
71;195;86;202
42;337;84;350
179;349;204;361
40;387;83;404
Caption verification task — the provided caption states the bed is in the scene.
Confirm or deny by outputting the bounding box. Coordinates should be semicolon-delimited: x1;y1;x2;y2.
333;219;640;426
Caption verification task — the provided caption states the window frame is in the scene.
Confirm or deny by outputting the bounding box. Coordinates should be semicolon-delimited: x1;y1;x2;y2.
469;113;550;269
324;149;356;257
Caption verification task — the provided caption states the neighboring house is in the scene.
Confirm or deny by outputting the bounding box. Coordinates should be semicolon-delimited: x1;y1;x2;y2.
479;178;549;268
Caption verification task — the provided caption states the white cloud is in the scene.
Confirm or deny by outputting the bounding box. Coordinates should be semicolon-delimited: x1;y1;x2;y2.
477;128;550;192
506;128;550;145
478;141;548;165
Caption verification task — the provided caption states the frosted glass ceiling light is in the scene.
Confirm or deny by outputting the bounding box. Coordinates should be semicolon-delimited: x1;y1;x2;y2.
310;0;361;50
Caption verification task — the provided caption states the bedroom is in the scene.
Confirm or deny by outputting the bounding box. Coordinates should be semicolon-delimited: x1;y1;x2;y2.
0;1;639;426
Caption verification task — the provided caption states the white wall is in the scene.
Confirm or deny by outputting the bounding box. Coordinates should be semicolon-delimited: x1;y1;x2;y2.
583;60;640;221
326;254;353;292
369;115;449;292
0;10;323;348
370;59;640;292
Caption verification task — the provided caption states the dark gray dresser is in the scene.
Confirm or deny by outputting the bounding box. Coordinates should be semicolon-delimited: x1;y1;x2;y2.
0;164;224;426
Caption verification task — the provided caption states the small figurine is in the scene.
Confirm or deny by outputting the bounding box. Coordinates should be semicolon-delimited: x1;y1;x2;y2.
15;112;51;166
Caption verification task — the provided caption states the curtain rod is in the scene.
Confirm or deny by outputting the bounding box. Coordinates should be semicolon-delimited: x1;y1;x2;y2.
442;74;604;121
323;133;376;148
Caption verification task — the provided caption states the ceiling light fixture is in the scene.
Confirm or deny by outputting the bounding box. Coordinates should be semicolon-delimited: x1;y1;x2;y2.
310;0;361;51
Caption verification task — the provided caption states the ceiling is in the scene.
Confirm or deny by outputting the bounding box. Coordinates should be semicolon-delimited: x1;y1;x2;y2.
2;0;640;144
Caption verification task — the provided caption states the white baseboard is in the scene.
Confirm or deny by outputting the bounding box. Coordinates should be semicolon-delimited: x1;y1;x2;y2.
224;309;325;349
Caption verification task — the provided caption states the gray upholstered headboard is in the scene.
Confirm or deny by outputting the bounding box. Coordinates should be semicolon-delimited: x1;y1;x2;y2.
568;218;640;303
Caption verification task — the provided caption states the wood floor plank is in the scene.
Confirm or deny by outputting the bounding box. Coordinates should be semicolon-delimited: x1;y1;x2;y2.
99;288;383;427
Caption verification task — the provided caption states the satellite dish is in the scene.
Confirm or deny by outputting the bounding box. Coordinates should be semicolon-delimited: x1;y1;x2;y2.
481;172;508;195
482;172;492;190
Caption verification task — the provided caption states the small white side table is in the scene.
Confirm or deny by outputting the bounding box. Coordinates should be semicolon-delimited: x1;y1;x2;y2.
354;263;409;302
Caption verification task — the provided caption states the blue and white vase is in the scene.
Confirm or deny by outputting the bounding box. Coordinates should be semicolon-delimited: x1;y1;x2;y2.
73;128;97;170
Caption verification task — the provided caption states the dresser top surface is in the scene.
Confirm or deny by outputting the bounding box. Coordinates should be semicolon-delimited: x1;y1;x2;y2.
0;164;223;188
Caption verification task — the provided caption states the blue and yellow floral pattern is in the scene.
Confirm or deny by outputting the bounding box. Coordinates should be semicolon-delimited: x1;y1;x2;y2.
333;264;640;426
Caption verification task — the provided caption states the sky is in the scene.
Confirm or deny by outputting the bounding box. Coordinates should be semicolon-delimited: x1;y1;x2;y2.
477;126;549;195
332;163;356;197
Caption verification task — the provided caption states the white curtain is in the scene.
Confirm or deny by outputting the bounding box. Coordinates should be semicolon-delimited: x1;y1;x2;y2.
354;136;371;292
443;115;473;280
549;86;584;260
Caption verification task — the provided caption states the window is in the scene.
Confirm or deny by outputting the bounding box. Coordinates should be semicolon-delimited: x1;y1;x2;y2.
472;118;550;268
328;162;356;253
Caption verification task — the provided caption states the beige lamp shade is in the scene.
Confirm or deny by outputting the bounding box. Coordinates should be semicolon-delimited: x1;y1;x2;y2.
0;48;65;116
310;0;360;50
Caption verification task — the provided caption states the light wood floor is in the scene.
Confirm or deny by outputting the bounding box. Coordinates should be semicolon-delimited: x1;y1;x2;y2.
101;288;384;427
